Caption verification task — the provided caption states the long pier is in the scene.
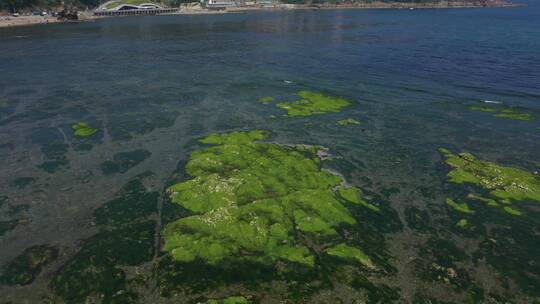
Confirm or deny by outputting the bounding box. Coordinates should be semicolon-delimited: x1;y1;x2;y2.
93;8;178;16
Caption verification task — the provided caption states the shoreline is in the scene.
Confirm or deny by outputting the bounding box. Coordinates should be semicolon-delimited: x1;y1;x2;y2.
0;12;96;28
0;1;522;29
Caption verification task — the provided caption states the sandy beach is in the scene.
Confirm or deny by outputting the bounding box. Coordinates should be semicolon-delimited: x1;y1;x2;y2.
0;12;97;28
0;15;62;28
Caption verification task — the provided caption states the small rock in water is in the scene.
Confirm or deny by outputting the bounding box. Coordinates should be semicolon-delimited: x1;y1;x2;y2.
317;150;330;160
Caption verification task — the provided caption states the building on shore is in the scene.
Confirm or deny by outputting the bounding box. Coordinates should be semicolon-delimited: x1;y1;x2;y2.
94;1;178;16
206;0;238;9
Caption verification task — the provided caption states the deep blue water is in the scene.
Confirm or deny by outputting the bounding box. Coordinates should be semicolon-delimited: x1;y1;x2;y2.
0;2;539;303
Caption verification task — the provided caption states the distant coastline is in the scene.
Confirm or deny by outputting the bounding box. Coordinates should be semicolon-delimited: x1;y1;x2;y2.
0;0;521;29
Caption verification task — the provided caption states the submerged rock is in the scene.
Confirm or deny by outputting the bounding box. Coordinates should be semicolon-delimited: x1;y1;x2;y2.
0;220;19;237
0;245;58;285
101;149;151;175
162;130;376;269
10;176;36;189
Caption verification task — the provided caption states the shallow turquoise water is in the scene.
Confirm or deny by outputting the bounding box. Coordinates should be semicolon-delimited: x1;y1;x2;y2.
0;3;539;303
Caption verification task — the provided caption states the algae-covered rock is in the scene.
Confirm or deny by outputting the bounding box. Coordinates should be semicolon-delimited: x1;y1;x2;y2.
277;91;351;117
446;198;474;214
0;245;58;285
72;122;98;137
337;186;379;212
162;130;374;268
467;106;498;113
325;243;374;268
440;149;540;204
257;97;274;104
337;118;360;126
467;194;499;207
503;206;522;216
207;296;249;304
456;219;468;228
467;106;535;121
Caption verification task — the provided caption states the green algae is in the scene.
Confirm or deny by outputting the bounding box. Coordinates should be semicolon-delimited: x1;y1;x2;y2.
440;148;540;204
337;186;380;212
467;106;535;121
503;206;522;216
101;149;151;175
337;118;360;126
467;194;499;206
162;130;373;269
72;122;98;137
466;106;498;113
446;198;474;214
325;243;374;269
207;296;249;304
0;245;58;285
257;96;274;104
456;219;468;228
276;91;351;117
494;109;535;121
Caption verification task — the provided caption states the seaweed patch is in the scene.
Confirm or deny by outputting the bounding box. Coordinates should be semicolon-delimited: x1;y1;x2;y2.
162;130;377;269
467;106;535;121
276;91;352;117
72;122;98;137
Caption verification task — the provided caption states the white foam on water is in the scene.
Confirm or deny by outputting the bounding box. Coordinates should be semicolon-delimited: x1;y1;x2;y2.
483;100;503;104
